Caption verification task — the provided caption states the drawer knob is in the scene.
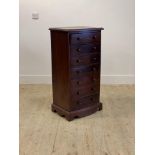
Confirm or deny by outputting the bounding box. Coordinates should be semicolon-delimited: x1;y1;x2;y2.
76;70;80;74
92;35;97;39
92;67;96;71
77;37;80;40
90;97;94;101
92;57;97;61
77;91;80;95
91;88;94;91
92;78;96;82
76;59;80;63
77;81;80;85
76;48;81;52
76;101;80;105
93;46;97;50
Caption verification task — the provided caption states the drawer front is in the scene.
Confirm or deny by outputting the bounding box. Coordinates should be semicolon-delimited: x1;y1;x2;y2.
71;73;100;87
71;84;99;100
71;53;100;67
70;32;100;44
70;44;100;56
71;63;100;78
71;94;99;110
69;31;101;111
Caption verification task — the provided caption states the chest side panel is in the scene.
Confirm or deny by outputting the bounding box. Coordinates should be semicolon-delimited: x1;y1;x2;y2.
50;31;71;111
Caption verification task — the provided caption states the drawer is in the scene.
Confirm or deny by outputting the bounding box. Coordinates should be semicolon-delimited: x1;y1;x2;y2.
71;53;100;66
71;84;99;100
70;32;100;44
71;63;100;78
70;44;100;56
71;73;100;87
71;94;99;110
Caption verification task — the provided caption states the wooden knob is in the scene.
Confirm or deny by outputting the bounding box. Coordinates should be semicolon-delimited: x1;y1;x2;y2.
92;67;96;71
77;81;80;85
77;37;80;40
92;78;96;82
91;88;94;91
76;101;80;105
77;91;80;95
90;97;94;101
93;46;97;50
76;70;80;74
92;57;97;61
92;35;96;39
76;59;80;63
76;48;81;52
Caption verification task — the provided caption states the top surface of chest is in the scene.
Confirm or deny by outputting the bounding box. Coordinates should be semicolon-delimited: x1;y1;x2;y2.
49;26;104;32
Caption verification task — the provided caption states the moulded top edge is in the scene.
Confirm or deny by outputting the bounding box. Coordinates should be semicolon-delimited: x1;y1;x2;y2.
49;26;104;32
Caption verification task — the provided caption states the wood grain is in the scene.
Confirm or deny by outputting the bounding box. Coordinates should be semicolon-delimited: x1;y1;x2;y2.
50;28;103;120
20;84;135;155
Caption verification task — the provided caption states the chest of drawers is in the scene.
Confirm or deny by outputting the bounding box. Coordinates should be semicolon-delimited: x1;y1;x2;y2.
49;27;104;121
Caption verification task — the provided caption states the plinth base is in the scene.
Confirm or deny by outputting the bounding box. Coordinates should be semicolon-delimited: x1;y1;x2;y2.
51;103;102;121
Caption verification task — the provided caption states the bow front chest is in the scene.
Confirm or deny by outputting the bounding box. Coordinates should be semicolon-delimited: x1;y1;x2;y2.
49;27;104;121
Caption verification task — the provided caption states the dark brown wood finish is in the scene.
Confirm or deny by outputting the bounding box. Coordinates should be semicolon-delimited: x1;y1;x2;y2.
49;27;104;121
70;44;100;56
50;31;70;111
71;53;100;66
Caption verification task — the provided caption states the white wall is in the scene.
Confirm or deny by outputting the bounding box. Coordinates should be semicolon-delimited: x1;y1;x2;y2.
20;0;135;84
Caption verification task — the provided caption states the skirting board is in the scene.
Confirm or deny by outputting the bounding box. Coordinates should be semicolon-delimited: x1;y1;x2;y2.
20;74;135;84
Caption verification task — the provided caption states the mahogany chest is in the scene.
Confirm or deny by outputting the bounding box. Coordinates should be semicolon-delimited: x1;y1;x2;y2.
49;27;104;121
